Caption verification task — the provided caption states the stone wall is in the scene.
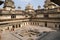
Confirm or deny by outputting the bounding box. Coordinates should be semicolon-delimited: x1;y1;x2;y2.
49;14;60;18
47;23;55;28
0;15;11;19
36;14;44;18
0;25;12;31
16;15;25;18
20;22;45;27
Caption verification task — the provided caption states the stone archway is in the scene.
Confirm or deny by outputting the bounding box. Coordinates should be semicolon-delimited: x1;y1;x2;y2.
12;25;15;28
19;24;21;27
45;22;47;27
59;25;60;30
55;24;57;28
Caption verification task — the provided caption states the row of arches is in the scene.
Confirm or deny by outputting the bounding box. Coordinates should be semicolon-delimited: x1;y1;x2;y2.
7;22;60;31
45;22;60;30
12;24;21;28
20;22;45;27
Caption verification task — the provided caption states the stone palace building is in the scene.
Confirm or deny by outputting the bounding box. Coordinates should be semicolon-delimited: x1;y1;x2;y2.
0;0;60;31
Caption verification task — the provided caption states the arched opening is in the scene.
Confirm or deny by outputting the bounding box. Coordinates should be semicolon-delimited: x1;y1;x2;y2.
45;22;47;27
12;25;15;31
11;14;16;19
12;25;15;28
19;24;20;27
55;25;57;28
7;27;9;30
44;14;49;18
59;25;60;30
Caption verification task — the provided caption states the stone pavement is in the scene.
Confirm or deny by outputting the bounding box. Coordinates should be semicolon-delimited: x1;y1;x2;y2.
1;31;21;40
1;26;56;40
37;31;60;40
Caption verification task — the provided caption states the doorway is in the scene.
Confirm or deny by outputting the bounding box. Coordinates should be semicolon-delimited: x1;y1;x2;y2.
12;25;15;28
19;24;20;27
45;22;47;27
55;25;57;28
59;25;60;30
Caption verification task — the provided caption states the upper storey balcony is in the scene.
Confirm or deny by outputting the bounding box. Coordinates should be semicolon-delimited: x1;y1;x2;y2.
36;7;60;14
47;7;60;13
0;9;24;15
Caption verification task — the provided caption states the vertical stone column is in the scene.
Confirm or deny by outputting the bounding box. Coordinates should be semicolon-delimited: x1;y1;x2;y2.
25;22;26;26
38;22;39;26
0;32;1;40
16;25;17;28
59;25;60;30
17;24;19;28
7;27;9;30
0;35;1;40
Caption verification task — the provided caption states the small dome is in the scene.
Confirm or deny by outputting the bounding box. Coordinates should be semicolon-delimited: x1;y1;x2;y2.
38;5;41;9
18;6;21;9
25;3;33;10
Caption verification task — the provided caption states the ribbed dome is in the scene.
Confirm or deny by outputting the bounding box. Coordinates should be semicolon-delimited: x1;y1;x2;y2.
4;0;15;8
25;3;33;10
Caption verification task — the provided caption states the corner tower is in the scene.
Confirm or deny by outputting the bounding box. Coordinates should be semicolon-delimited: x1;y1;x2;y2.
25;3;35;14
3;0;15;10
44;0;57;9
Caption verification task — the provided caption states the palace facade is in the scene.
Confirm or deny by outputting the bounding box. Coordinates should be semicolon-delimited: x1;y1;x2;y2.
0;0;60;31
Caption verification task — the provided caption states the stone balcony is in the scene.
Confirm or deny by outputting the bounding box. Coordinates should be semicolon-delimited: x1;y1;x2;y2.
36;7;60;13
47;7;60;13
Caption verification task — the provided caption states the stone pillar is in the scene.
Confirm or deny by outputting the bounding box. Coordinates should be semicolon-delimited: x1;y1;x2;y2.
26;22;27;26
0;31;2;40
33;22;34;25
0;34;1;40
32;22;33;25
38;22;39;26
25;22;26;25
21;24;23;27
7;27;9;30
17;24;19;28
34;22;35;25
59;25;60;30
16;25;17;28
24;22;25;26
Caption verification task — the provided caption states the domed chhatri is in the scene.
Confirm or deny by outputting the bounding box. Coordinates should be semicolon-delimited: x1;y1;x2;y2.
25;3;33;10
4;0;15;8
25;3;35;13
44;0;57;9
3;0;15;10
